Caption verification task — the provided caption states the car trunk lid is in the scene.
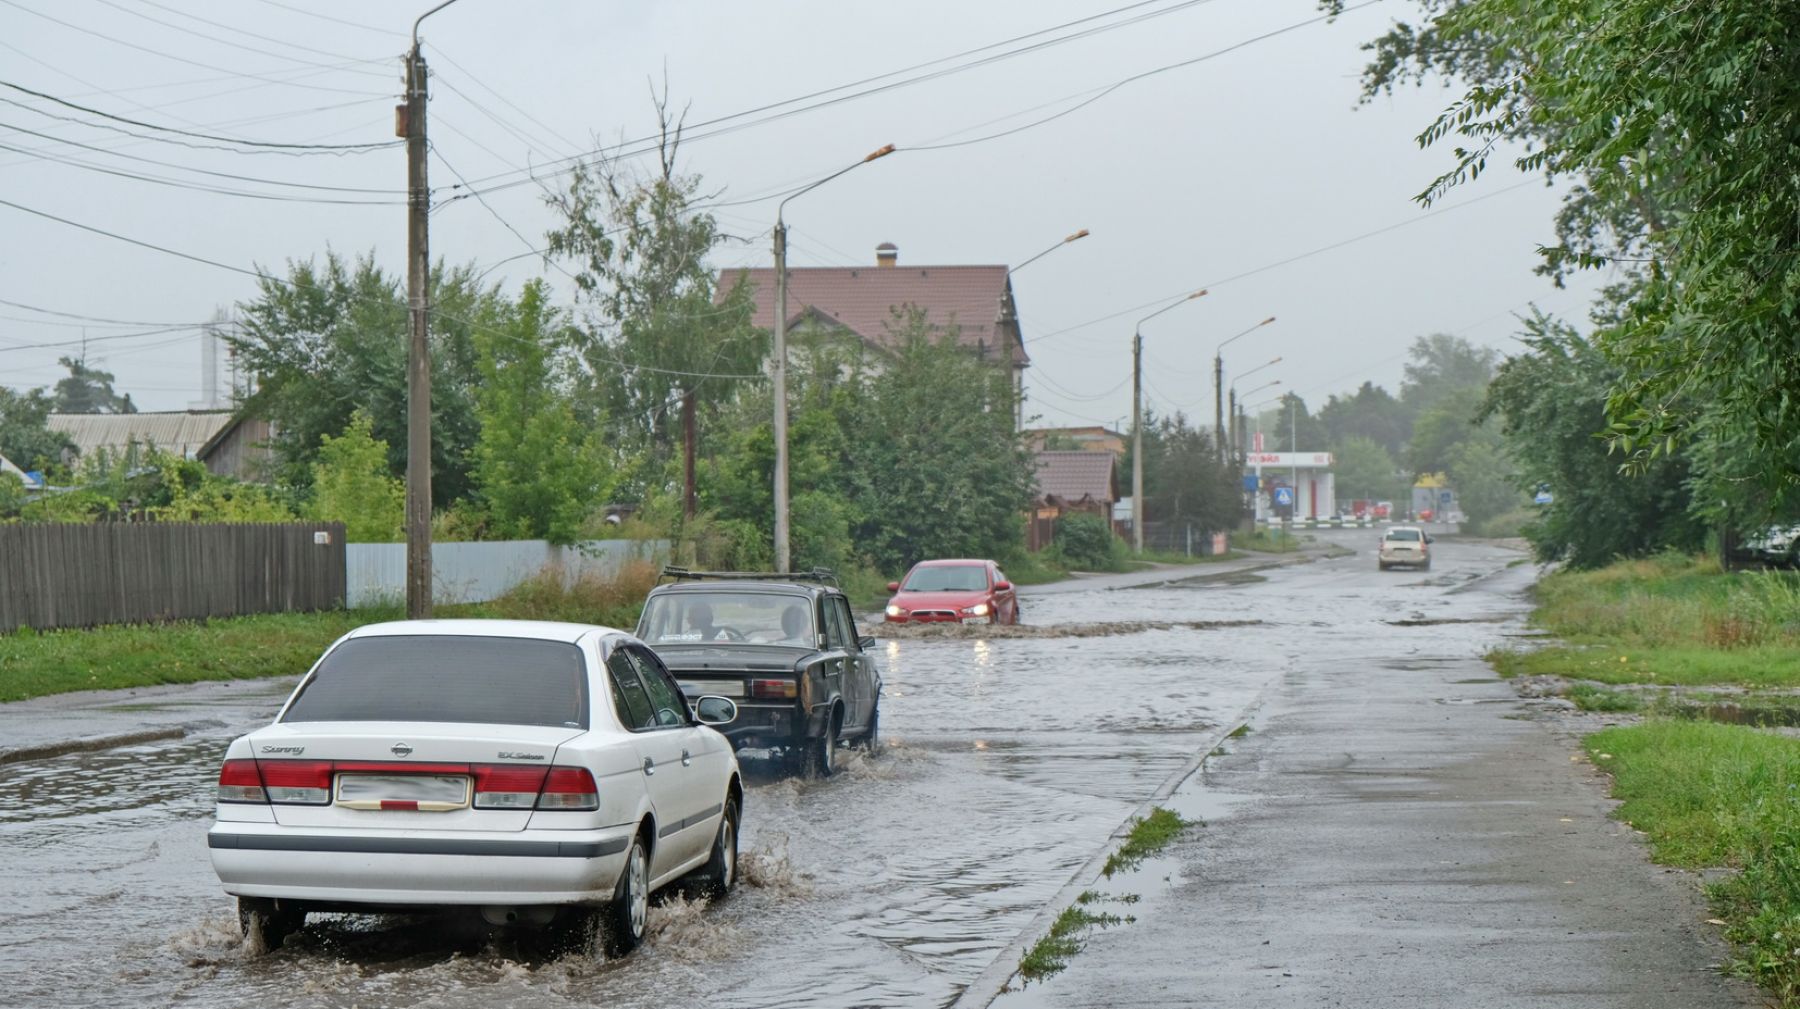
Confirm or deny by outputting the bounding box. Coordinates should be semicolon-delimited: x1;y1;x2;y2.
245;722;585;831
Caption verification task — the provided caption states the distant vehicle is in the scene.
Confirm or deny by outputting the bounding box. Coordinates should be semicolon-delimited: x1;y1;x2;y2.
884;559;1021;626
1378;526;1432;571
1373;501;1393;520
636;569;881;777
1761;524;1800;568
209;620;743;959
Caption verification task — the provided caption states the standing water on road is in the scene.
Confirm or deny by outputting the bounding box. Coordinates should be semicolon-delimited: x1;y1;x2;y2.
0;533;1529;1008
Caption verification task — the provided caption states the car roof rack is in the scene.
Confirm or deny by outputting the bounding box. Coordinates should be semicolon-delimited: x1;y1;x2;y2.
658;566;841;588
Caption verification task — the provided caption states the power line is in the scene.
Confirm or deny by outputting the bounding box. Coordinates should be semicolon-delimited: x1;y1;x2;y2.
250;0;404;39
0;0;393;98
93;0;393;80
1027;179;1543;348
0;296;208;328
0;135;404;205
126;0;395;73
0;78;399;153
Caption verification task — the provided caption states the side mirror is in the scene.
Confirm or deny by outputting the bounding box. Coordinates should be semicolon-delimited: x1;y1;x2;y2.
994;580;1012;592
1425;535;1435;544
858;635;876;651
886;581;901;592
693;695;738;726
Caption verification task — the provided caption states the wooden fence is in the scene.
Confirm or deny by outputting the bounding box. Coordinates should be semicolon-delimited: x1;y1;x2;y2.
0;522;346;633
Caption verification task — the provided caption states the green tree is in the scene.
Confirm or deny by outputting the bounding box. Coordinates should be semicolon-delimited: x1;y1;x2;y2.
306;411;403;543
231;251;493;506
1319;381;1411;459
470;279;611;545
1483;313;1703;566
0;387;74;472
1331;435;1408;502
51;356;136;414
1265;393;1328;452
845;310;1035;571
1141;411;1241;536
1400;334;1495;416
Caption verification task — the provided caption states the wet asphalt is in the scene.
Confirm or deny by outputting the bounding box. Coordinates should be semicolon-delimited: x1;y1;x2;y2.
0;531;1760;1008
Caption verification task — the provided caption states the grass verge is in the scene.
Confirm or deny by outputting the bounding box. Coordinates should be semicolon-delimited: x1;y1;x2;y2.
0;562;657;703
1018;905;1125;981
1588;720;1800;1000
1102;806;1191;877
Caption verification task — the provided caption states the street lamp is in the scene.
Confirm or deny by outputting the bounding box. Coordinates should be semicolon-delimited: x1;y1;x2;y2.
1228;359;1281;461
1010;229;1090;275
1132;289;1208;552
1213;316;1276;464
772;143;895;571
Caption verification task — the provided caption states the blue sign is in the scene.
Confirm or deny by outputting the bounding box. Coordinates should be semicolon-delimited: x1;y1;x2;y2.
1534;491;1554;505
1242;474;1259;492
1440;490;1453;506
1273;486;1294;507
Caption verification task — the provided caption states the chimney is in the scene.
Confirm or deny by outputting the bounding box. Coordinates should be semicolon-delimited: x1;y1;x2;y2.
875;242;898;268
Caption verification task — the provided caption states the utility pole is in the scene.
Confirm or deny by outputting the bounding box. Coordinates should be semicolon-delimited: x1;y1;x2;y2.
682;390;697;518
400;0;460;619
1131;290;1207;553
771;220;791;570
1213;353;1225;466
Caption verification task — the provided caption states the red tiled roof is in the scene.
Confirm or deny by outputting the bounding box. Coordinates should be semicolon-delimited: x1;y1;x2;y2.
1034;450;1118;504
717;265;1028;366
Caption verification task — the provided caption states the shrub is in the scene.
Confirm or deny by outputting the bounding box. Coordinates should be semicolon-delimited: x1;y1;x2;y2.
1055;512;1120;570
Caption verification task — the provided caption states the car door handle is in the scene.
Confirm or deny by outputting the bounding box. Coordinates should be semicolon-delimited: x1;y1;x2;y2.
642;756;655;776
681;748;692;767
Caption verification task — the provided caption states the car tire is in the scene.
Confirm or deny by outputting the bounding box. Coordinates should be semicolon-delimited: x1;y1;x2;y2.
1378;561;1389;571
1422;559;1432;571
601;834;650;958
803;713;840;777
692;799;739;899
856;701;881;752
238;896;303;954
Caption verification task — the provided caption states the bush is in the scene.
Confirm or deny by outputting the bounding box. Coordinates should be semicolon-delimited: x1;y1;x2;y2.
1055;512;1120;570
481;561;659;629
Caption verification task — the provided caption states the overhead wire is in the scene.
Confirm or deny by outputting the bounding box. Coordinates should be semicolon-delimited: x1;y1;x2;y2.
126;0;396;72
92;0;394;79
0;78;398;153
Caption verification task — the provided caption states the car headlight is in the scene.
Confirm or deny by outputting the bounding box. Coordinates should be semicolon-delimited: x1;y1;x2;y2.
963;603;990;617
885;605;905;618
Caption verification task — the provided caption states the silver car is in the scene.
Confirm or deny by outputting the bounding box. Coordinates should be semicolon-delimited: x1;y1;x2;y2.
1378;526;1433;570
208;619;742;958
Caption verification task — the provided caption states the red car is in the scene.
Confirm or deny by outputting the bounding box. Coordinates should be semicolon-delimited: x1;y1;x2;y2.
883;559;1020;625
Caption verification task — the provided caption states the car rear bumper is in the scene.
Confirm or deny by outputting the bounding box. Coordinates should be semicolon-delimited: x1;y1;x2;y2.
208;822;636;906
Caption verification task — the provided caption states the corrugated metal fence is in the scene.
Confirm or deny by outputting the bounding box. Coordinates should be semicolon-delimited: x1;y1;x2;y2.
345;538;667;608
0;522;346;633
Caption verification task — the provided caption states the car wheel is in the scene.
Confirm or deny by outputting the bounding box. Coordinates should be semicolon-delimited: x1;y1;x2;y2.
856;701;881;752
601;834;650;958
693;799;739;898
1422;559;1432;571
803;714;840;777
1378;561;1389;571
238;896;303;954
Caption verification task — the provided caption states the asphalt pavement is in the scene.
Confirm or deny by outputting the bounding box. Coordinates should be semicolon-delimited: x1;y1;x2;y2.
986;547;1761;1009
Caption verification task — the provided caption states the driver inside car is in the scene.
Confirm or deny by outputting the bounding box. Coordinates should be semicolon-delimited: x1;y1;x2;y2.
686;601;727;641
779;604;809;644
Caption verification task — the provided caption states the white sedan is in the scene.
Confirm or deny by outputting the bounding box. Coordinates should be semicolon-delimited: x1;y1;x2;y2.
208;619;743;958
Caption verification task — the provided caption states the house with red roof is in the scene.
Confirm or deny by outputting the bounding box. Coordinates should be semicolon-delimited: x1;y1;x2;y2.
718;242;1029;420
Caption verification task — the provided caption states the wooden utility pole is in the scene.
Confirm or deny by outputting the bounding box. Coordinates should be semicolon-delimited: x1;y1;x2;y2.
401;37;432;618
682;390;697;518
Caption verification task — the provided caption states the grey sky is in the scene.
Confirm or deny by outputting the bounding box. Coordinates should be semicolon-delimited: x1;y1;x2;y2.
0;0;1603;434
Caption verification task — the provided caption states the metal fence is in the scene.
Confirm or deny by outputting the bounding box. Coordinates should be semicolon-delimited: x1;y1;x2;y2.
344;538;668;608
0;522;347;633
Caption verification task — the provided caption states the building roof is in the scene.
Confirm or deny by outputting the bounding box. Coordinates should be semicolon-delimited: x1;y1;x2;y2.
1034;450;1119;504
718;263;1028;366
49;411;237;460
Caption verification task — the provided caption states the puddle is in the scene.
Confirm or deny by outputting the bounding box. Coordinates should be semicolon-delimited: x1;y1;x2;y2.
878;619;1261;640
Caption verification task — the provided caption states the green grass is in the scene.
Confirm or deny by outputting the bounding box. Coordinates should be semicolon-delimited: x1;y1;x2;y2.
1018;905;1125;981
1588;721;1800;1000
1102;806;1191;877
1565;683;1645;713
1240;528;1304;553
1488;553;1800;687
0;562;657;703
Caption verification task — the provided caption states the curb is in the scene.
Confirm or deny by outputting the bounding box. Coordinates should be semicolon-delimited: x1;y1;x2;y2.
0;726;188;766
948;689;1270;1009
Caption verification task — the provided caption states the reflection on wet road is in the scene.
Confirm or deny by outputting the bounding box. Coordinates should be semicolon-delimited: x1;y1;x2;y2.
0;531;1530;1008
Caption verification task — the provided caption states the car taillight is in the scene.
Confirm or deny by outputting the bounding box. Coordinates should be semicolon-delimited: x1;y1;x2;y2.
257;759;334;805
473;763;550;809
217;759;266;803
536;766;598;811
750;679;797;699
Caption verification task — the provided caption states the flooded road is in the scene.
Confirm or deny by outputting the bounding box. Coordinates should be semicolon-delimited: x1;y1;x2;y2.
0;530;1529;1008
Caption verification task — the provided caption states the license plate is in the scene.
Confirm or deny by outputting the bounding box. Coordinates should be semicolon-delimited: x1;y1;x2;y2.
336;774;469;811
680;680;745;697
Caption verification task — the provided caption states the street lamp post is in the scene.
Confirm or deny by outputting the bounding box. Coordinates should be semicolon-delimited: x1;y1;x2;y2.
1228;356;1281;463
1132;289;1208;553
772;144;895;572
1213;316;1276;465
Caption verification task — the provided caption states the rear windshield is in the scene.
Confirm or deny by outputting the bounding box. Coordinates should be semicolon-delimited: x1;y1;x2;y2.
902;565;988;592
1386;529;1422;542
637;591;814;645
282;635;588;729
